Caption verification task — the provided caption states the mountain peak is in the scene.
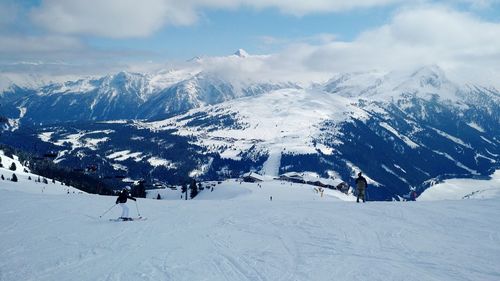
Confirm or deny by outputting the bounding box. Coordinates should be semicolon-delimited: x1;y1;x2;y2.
234;49;249;58
187;56;202;63
114;71;133;78
411;65;448;88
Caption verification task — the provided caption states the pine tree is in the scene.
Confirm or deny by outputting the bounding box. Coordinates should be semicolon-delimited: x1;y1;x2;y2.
42;178;48;184
9;162;16;171
157;193;161;200
190;179;199;199
0;157;3;168
1;174;4;180
28;176;32;180
11;173;18;182
52;178;56;184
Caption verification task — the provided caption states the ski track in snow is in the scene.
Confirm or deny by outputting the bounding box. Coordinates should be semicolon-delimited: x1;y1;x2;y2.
261;149;281;176
1;188;500;281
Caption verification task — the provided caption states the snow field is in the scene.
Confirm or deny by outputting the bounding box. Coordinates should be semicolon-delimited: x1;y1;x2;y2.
1;186;500;281
419;170;500;201
0;151;26;173
147;179;355;202
0;152;83;195
1;150;500;281
145;88;354;159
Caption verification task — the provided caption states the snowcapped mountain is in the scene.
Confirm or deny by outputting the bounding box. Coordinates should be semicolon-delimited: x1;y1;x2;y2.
133;65;499;199
233;48;250;58
137;72;298;120
0;71;66;92
1;64;498;200
2;72;299;125
2;50;299;125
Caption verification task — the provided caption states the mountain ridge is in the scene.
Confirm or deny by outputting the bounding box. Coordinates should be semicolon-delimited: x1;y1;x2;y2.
1;65;498;200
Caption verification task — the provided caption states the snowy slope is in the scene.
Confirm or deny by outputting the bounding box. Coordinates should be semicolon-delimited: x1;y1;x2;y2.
0;150;28;173
146;179;355;202
141;65;499;160
418;170;500;201
1;183;500;281
141;88;353;157
0;151;84;195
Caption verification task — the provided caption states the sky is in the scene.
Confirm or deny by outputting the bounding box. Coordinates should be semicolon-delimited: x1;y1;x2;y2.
0;0;500;86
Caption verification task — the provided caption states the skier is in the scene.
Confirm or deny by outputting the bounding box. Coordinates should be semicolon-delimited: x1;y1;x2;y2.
116;186;136;220
355;172;368;203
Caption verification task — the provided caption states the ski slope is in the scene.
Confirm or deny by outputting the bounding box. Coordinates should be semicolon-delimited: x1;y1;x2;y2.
1;172;500;281
146;179;355;202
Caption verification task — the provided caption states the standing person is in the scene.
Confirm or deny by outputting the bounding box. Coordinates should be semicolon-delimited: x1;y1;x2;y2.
355;172;368;203
411;190;417;201
116;186;136;220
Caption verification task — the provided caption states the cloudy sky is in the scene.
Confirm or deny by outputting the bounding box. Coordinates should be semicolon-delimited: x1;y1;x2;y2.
1;0;500;85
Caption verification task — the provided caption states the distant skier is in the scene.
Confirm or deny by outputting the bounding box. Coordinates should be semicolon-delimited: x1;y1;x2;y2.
411;190;417;201
355;172;368;203
116;186;136;220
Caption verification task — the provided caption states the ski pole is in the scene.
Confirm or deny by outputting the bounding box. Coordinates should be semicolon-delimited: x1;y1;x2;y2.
135;200;141;217
99;204;116;218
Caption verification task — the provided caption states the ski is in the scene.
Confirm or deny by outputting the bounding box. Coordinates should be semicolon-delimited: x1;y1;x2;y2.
109;217;147;222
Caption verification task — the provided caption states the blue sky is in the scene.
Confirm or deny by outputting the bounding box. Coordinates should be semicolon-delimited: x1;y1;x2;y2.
1;0;500;85
86;6;394;60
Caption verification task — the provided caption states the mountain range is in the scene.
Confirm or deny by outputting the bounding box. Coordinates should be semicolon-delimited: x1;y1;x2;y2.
1;52;499;200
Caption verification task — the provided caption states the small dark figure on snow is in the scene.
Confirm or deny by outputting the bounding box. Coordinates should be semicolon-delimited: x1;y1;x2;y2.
116;186;136;220
411;190;417;201
355;172;368;203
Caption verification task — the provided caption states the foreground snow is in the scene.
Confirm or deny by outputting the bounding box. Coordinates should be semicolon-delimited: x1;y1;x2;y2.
1;186;500;281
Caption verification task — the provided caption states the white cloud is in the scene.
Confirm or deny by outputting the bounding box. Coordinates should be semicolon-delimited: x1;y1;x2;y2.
456;0;500;9
0;35;85;55
30;0;197;38
286;6;500;82
192;5;500;87
30;0;406;38
4;3;500;88
199;0;406;16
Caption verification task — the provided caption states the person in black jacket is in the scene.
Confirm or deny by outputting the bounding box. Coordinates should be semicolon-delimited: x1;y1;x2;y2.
116;186;136;220
355;172;368;203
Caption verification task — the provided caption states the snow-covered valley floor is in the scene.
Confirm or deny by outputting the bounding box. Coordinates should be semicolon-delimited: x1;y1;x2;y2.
1;184;500;281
